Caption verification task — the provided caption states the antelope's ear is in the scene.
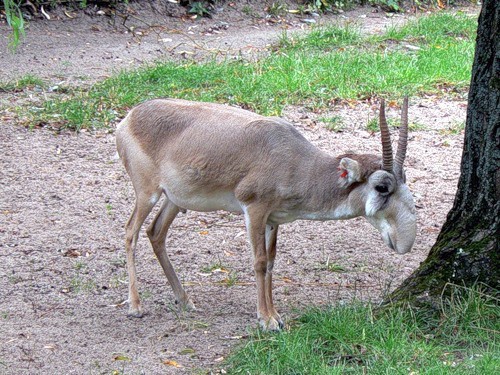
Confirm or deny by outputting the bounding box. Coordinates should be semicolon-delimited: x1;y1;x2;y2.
338;157;362;187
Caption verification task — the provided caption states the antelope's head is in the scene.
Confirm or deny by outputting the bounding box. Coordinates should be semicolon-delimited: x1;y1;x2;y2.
369;98;416;254
340;98;416;254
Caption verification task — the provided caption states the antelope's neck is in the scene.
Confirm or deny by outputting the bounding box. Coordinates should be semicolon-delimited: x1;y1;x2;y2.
268;154;365;224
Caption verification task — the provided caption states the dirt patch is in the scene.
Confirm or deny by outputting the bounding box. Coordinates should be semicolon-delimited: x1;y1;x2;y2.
0;2;476;374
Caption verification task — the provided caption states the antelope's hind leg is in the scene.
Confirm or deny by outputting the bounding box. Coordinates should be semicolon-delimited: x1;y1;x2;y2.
147;198;195;310
125;191;161;317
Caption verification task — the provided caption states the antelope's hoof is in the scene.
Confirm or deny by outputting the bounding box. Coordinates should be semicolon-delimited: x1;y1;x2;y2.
127;306;144;318
176;298;196;311
276;317;285;330
272;312;285;330
259;316;284;332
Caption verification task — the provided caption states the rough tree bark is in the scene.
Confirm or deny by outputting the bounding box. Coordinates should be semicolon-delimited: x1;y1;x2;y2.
388;0;499;306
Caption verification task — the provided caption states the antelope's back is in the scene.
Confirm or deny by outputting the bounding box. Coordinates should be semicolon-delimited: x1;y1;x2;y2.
116;98;318;162
116;99;262;158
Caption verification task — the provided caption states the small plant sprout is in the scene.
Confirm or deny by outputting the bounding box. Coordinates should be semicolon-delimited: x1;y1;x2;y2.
320;115;345;132
369;0;401;13
323;256;346;273
140;290;153;300
223;271;239;287
109;273;127;289
200;254;230;275
188;2;211;18
242;5;259;18
74;260;86;271
70;276;96;294
441;121;466;135
267;1;288;17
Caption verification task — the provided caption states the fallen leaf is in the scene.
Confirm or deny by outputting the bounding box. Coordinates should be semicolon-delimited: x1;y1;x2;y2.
179;347;196;355
199;230;209;235
63;249;81;258
113;354;131;361
424;227;440;233
108;300;128;308
213;267;229;274
163;359;182;367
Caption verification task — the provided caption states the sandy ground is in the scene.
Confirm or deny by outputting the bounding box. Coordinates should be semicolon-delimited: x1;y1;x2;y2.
0;2;476;374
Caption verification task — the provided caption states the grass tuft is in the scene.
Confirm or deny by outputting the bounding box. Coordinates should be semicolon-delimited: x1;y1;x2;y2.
320;115;345;132
381;12;477;44
225;284;499;374
0;74;45;92
278;23;361;51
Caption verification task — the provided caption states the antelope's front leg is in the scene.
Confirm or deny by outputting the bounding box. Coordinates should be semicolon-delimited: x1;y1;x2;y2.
244;206;282;331
265;224;283;329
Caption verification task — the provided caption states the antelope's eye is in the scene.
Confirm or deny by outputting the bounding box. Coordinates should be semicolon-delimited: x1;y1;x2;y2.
375;185;389;194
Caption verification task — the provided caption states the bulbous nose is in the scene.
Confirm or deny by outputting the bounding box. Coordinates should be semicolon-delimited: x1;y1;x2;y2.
382;224;415;254
395;241;413;254
393;225;416;254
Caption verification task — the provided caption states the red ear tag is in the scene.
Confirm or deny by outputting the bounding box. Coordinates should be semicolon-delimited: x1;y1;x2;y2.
340;169;348;178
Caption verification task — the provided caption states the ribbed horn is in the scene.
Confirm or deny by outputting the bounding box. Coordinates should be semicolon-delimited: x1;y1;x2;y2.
394;96;409;179
379;99;394;173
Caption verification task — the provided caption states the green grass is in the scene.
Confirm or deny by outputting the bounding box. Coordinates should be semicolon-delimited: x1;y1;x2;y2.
0;74;45;92
320;115;345;132
380;12;477;44
29;12;476;130
69;275;97;294
366;117;427;132
225;285;499;374
277;22;362;51
441;120;466;135
200;261;230;274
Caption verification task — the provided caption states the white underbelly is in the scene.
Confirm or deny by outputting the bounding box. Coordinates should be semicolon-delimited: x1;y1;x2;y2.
163;186;243;213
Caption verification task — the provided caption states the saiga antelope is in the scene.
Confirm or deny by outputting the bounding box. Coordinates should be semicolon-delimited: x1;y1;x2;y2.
116;98;416;331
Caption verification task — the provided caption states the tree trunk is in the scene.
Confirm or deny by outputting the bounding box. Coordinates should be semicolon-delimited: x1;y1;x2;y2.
388;0;499;306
